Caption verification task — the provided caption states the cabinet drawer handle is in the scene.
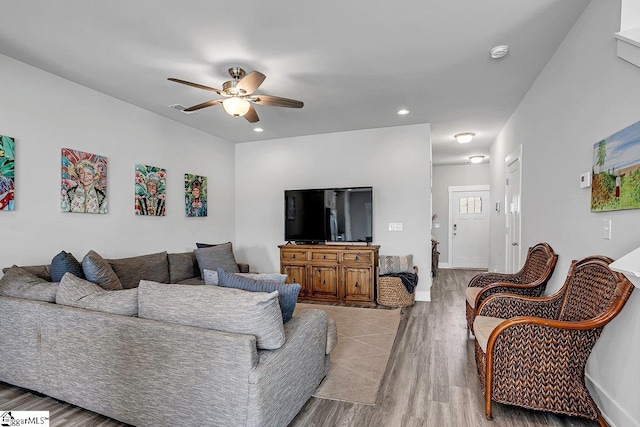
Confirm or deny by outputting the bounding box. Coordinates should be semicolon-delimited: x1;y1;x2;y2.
355;282;359;288
322;255;326;259
323;280;326;286
292;254;296;259
355;255;360;260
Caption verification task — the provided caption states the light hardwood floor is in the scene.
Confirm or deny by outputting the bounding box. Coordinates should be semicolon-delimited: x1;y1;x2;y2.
0;269;598;426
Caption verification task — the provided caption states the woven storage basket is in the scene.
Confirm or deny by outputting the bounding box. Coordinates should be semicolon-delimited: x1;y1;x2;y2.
377;276;415;307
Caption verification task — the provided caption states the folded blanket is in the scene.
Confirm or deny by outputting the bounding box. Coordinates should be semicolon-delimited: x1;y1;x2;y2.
380;272;418;294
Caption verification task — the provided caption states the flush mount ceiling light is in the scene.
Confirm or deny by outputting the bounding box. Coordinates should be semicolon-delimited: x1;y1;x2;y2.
253;127;264;132
490;45;509;59
469;155;485;164
454;132;476;144
397;109;410;115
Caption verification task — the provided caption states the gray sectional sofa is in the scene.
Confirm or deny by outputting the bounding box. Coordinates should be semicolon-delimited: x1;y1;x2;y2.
0;248;334;427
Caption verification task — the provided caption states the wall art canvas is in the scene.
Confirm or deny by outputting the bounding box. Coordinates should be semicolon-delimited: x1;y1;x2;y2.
135;164;166;216
591;119;640;212
185;173;207;217
0;135;15;211
61;148;108;214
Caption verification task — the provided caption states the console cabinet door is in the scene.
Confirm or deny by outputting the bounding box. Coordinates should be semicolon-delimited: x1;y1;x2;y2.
310;265;339;300
342;266;373;302
282;264;308;297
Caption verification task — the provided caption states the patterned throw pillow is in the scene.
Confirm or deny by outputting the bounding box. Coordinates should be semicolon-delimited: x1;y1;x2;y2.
203;269;219;285
51;251;85;282
0;265;58;302
379;254;414;275
56;273;138;316
217;269;301;323
82;250;123;291
193;242;239;278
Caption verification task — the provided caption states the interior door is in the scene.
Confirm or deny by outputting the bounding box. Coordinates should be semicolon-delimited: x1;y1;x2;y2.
450;188;490;268
506;148;522;273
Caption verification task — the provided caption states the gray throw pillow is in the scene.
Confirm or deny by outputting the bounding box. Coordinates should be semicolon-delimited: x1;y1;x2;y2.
51;250;85;282
217;269;300;323
0;265;58;302
379;254;414;274
82;250;123;291
138;280;285;350
193;242;239;278
203;269;219;285
168;251;200;283
108;251;169;289
56;273;138;316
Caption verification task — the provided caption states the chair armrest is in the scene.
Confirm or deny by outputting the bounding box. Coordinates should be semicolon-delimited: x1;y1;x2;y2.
468;272;521;288
478;292;563;319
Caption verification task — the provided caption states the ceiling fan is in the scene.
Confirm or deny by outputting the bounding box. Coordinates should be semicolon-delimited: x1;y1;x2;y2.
168;67;304;123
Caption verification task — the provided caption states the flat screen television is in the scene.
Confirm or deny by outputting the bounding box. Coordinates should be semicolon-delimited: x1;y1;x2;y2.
284;187;373;244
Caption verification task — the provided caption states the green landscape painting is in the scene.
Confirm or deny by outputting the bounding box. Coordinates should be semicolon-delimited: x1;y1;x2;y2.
591;120;640;212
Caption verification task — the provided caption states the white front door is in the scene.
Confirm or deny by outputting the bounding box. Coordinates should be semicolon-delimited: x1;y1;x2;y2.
505;147;522;273
449;186;490;269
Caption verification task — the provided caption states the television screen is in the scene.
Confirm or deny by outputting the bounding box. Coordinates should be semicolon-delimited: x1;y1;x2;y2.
285;187;373;243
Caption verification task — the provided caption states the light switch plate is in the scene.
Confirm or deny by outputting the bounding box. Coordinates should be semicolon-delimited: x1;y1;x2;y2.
603;219;612;240
580;172;592;188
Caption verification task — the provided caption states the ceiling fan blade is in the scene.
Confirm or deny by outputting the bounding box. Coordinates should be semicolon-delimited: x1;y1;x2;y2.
244;104;259;123
237;71;266;95
168;78;221;94
183;99;223;112
253;95;303;108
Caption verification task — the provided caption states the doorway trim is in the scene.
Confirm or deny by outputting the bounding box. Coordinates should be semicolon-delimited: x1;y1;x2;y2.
505;145;523;273
447;184;491;267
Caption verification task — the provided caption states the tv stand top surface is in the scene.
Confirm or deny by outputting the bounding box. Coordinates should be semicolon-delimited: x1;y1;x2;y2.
280;243;380;250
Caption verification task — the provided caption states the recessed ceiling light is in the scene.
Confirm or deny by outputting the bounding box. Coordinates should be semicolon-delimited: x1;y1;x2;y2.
397;109;410;115
490;45;509;59
469;156;485;164
253;127;264;132
454;132;476;144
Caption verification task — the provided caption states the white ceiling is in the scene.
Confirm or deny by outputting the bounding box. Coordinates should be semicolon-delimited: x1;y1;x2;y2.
0;0;590;165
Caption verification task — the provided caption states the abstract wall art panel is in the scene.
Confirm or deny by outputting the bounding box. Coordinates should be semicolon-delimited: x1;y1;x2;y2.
185;173;207;217
135;164;166;216
61;148;108;214
0;135;15;211
591;120;640;212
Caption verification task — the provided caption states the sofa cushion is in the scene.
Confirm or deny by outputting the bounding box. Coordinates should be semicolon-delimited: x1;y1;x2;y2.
108;251;169;289
51;251;85;282
82;250;123;291
168;251;200;283
473;315;505;353
138;280;285;350
2;264;52;282
56;273;138;316
193;242;239;277
0;265;58;302
217;269;300;323
379;254;414;274
465;286;483;309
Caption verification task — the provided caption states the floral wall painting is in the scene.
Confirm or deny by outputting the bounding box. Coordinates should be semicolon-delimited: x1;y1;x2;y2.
61;148;108;214
135;164;166;216
591;119;640;212
0;135;15;211
185;173;207;217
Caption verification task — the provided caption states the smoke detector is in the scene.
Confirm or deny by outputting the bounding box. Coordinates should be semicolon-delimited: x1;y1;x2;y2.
168;104;199;115
490;45;509;59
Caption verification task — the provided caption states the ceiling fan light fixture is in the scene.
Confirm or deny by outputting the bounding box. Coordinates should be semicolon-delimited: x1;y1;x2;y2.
469;155;485;164
222;97;251;117
454;132;475;144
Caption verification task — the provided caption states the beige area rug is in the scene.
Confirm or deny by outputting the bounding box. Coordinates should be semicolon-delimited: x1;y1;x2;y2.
294;303;401;405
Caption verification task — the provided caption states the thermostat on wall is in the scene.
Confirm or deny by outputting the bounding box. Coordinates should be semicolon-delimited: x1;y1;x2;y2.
580;172;592;188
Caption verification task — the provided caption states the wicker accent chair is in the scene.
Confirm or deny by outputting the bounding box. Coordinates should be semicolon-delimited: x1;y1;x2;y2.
465;242;558;332
473;255;634;426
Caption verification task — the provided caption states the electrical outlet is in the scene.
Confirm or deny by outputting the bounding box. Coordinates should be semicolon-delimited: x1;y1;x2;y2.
389;223;403;231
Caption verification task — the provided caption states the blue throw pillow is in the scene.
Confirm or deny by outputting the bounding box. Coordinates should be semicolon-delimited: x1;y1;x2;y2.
51;251;85;282
217;269;300;323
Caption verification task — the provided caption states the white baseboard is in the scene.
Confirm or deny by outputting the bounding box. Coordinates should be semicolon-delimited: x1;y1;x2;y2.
438;262;451;269
415;290;431;302
585;373;639;427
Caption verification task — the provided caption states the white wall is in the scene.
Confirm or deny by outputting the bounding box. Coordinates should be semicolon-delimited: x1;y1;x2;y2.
489;1;640;425
432;164;490;265
0;54;237;266
235;124;432;300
